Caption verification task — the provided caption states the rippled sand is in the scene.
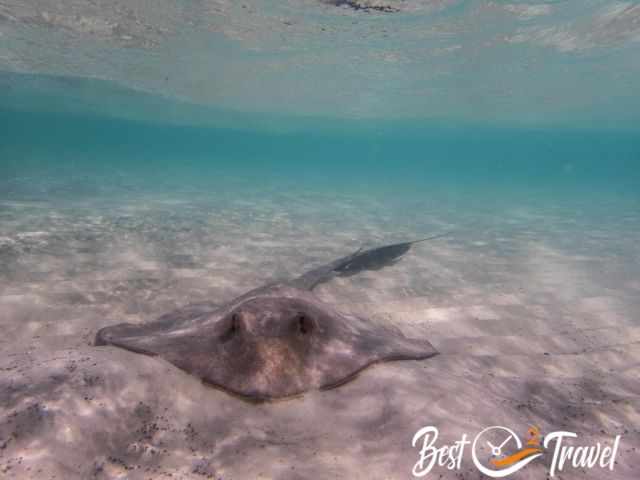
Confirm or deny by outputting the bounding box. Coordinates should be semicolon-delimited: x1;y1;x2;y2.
1;188;639;479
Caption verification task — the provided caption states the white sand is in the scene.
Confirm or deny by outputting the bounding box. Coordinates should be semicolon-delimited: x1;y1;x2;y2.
1;191;638;479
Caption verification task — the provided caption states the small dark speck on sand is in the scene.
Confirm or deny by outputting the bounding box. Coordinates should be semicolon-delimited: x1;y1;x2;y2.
322;1;400;13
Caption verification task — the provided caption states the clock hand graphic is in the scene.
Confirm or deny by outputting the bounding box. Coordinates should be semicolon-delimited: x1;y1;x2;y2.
487;435;514;456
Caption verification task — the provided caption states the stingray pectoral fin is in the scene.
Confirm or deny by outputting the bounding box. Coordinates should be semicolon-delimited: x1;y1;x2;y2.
319;335;438;391
94;322;163;356
384;339;439;361
95;323;130;346
292;233;449;289
370;330;439;362
95;302;219;349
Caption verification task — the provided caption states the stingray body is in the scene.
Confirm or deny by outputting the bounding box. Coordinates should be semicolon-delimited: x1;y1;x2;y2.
95;236;444;401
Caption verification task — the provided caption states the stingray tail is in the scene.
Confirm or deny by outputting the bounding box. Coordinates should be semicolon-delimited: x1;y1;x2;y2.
292;233;449;290
333;232;450;277
409;232;451;244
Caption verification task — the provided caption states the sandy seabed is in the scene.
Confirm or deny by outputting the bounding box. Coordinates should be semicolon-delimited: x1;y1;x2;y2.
1;187;639;479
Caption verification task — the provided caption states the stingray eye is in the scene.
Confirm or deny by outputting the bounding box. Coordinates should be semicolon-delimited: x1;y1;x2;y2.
220;313;242;342
295;313;313;335
230;313;241;333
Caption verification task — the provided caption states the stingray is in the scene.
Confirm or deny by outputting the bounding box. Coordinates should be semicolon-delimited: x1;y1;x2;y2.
95;235;445;401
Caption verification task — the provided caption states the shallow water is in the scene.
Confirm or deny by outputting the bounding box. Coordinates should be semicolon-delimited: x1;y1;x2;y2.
2;85;639;478
2;90;639;318
1;1;640;479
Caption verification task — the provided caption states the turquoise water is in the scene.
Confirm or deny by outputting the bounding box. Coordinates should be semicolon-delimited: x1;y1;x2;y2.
2;74;639;203
2;70;638;311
